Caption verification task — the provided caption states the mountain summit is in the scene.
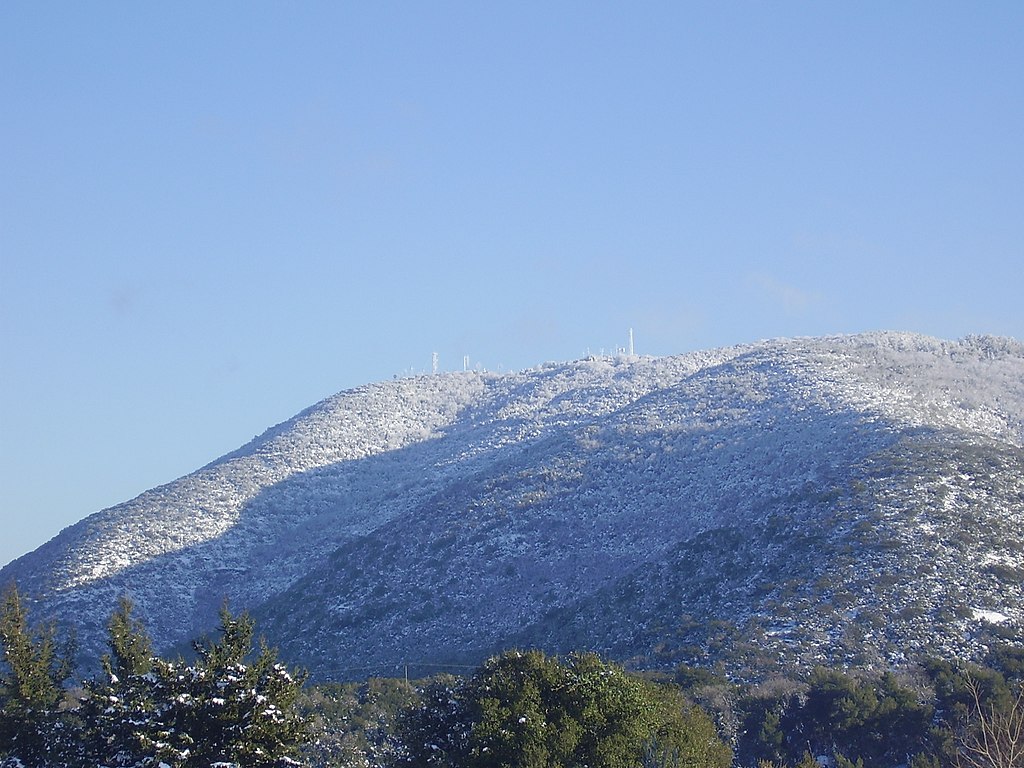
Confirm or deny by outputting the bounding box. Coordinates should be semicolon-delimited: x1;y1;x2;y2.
4;332;1023;679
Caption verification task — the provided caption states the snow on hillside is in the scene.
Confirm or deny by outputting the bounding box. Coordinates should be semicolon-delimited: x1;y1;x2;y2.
35;374;488;590
2;332;1022;676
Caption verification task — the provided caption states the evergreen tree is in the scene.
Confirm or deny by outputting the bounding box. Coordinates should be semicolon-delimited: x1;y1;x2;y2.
0;583;79;767
147;604;309;767
104;596;153;679
737;668;934;767
79;599;309;768
79;597;159;767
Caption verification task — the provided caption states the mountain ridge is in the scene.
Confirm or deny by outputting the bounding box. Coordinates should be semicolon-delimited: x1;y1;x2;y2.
3;331;1022;679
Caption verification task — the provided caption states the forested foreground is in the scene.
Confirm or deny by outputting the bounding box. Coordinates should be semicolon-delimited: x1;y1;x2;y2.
1;586;1021;768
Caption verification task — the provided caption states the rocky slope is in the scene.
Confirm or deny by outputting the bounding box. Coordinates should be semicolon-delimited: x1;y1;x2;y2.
3;332;1022;680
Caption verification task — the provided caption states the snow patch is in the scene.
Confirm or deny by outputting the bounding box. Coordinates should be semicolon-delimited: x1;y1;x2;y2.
972;609;1008;624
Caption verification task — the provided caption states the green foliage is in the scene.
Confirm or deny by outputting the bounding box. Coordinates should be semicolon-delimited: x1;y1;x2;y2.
299;677;418;767
797;668;932;764
738;691;790;765
737;667;934;767
0;584;79;767
925;657;1014;724
2;587;308;768
5;583;1023;768
641;679;732;768
832;755;865;768
394;673;465;767
129;605;309;768
78;597;158;766
924;658;1024;768
104;596;153;678
672;662;731;691
737;655;1024;768
393;649;730;768
985;641;1024;685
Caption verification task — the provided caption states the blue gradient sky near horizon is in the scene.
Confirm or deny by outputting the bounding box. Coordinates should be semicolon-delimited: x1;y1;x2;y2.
1;2;1021;568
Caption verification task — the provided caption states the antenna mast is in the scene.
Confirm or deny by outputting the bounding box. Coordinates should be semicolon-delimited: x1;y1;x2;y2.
628;328;634;356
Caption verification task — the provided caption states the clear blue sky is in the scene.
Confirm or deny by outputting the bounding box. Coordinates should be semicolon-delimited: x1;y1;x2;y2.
2;2;1021;567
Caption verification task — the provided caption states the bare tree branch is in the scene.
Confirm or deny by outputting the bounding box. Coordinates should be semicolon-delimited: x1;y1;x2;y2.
954;676;1024;768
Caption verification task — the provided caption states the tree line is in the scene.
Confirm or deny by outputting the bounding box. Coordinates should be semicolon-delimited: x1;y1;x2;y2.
0;585;307;767
299;651;1024;768
2;583;1022;767
0;585;729;768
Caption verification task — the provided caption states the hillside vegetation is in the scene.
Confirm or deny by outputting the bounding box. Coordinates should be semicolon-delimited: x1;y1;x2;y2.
3;591;1022;768
1;332;1022;680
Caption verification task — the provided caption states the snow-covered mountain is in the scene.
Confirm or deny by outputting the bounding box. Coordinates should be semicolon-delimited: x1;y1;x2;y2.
3;332;1023;679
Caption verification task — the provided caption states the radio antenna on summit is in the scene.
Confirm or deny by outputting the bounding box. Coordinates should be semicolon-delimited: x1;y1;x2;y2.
628;328;634;356
432;352;439;375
